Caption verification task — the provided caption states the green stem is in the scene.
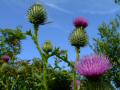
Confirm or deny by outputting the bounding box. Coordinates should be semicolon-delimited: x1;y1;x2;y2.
43;58;48;90
34;24;39;38
6;77;9;90
11;80;15;90
33;25;44;58
73;47;80;90
33;39;48;90
75;47;80;61
73;70;77;90
33;25;48;90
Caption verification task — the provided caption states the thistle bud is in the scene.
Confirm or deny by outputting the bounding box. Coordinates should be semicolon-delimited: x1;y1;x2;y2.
69;28;88;48
42;41;53;53
27;3;47;25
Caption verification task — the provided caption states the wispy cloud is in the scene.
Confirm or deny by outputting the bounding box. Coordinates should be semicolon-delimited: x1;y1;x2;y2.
43;3;73;14
40;0;120;15
80;7;120;15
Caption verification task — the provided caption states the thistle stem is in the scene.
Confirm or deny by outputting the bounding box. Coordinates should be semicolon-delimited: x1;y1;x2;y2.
34;24;39;38
73;47;80;90
73;70;77;90
11;80;15;90
33;25;48;90
33;25;44;58
75;47;80;61
6;77;9;90
43;58;48;90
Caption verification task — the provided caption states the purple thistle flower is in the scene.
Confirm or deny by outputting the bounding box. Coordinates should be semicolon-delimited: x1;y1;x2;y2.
1;55;10;62
76;54;111;78
73;17;88;28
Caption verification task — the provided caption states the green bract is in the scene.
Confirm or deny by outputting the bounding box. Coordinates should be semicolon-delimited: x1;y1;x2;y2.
69;28;88;48
27;3;47;25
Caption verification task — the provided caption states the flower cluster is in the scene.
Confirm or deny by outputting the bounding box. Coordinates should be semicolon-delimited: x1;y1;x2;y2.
76;54;111;78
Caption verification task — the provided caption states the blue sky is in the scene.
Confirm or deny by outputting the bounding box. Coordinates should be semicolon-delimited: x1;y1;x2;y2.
0;0;120;67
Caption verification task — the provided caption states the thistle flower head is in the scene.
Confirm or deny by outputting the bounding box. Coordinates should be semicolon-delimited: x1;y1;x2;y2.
27;3;47;25
76;54;111;78
1;55;10;62
42;41;53;53
73;17;88;28
69;28;88;48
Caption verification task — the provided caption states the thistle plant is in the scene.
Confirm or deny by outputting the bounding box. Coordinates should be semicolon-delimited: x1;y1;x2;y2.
69;17;88;90
70;17;88;60
76;54;113;90
27;3;48;90
27;3;69;90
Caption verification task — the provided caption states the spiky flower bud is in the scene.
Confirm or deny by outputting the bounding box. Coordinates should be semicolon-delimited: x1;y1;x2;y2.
1;55;10;62
73;17;88;28
69;28;88;48
42;41;53;53
27;3;47;25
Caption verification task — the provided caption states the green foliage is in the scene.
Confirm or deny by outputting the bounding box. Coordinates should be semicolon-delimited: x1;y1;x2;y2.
91;17;120;87
0;58;72;90
80;77;113;90
0;28;26;60
48;70;72;90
